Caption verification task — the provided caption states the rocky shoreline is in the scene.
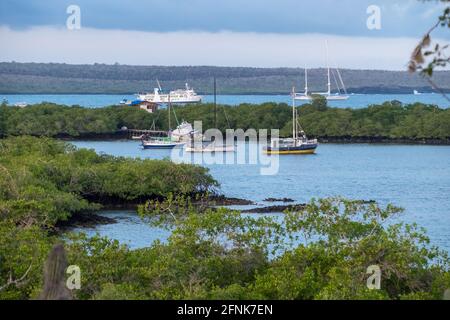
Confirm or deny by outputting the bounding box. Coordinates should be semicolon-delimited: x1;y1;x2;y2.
54;133;450;145
56;212;117;231
46;132;450;145
59;194;255;230
242;204;306;213
59;193;381;230
318;136;450;145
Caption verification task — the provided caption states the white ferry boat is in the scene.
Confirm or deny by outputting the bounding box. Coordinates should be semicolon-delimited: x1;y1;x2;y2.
137;83;202;104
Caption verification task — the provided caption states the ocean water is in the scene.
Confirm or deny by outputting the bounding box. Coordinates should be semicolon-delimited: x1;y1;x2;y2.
2;93;449;108
71;140;450;252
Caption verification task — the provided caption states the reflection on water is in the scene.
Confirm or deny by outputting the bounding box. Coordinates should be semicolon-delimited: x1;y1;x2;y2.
71;210;171;250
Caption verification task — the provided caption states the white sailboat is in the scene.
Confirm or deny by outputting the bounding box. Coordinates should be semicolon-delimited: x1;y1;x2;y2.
141;96;186;149
265;87;318;154
294;42;349;101
171;121;201;142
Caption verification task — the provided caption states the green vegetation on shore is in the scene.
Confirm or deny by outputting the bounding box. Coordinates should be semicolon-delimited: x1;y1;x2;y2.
1;62;449;94
1;100;449;142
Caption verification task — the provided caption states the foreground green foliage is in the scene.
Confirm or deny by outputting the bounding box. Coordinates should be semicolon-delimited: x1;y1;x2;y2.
1;100;449;140
1;194;449;300
0;137;217;228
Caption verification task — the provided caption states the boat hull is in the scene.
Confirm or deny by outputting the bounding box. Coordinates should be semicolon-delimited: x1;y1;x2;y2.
185;144;235;153
264;144;317;155
142;141;185;149
142;144;180;149
294;95;349;101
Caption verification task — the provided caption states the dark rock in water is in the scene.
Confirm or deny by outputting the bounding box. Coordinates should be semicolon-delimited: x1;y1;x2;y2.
56;213;117;230
354;199;376;204
208;195;254;206
263;197;295;203
242;203;306;213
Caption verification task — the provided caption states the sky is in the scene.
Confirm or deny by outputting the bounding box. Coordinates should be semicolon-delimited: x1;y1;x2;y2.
0;0;449;70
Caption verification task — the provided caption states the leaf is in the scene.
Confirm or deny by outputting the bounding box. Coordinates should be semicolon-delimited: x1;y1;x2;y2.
422;34;431;48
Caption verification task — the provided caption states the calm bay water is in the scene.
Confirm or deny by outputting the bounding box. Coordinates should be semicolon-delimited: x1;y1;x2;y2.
71;140;450;252
3;93;449;108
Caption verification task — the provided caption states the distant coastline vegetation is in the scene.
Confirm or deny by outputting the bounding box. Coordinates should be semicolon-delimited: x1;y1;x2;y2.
1;62;450;94
1;100;449;143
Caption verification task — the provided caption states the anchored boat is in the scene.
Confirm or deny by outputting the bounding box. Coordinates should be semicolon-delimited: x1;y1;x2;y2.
141;97;186;149
294;42;349;101
171;121;201;142
264;87;318;155
185;77;234;153
185;141;235;153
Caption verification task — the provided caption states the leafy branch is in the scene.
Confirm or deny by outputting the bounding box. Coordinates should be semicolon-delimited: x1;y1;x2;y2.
408;2;449;101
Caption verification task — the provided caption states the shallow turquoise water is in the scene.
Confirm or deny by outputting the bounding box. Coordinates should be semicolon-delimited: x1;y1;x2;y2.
3;93;449;108
71;140;450;252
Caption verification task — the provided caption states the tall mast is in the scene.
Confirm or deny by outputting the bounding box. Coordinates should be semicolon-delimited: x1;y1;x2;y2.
336;68;347;95
214;77;217;129
326;41;331;96
168;94;171;131
304;67;308;96
292;86;296;140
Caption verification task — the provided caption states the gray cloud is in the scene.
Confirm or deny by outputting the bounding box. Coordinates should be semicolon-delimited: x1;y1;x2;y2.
0;0;448;38
2;26;446;70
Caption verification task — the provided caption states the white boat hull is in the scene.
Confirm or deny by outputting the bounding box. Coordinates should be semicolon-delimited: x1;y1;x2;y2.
138;95;202;104
185;143;235;153
137;85;202;104
142;140;185;149
294;95;349;101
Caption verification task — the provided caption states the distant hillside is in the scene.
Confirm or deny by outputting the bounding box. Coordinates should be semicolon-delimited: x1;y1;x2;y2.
0;62;449;94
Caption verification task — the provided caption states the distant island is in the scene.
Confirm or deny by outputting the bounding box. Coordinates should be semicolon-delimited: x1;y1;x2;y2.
0;62;449;94
1;100;449;144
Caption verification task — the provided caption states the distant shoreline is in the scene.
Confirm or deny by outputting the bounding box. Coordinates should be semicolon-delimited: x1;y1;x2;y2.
2;62;449;95
55;134;450;146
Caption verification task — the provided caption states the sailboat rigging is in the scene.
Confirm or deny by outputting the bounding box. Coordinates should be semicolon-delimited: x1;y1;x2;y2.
294;42;349;101
141;95;185;149
264;87;318;155
185;77;234;153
